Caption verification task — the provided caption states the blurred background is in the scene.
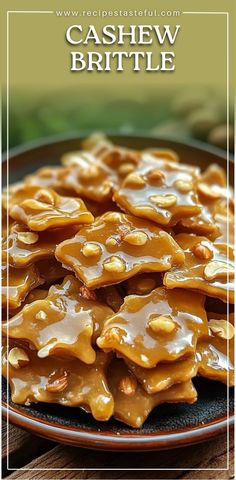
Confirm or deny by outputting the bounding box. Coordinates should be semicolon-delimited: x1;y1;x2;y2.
2;85;234;153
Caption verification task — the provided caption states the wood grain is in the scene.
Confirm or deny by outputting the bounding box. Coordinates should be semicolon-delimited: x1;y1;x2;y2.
5;429;234;480
2;419;54;476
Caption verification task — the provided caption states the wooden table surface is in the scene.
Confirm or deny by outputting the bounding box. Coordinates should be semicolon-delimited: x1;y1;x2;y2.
1;420;234;480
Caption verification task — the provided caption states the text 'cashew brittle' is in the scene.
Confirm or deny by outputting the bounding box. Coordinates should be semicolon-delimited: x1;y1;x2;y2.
97;287;208;368
2;275;113;363
2;223;80;268
55;212;185;289
164;233;234;303
113;157;202;227
2;341;114;421
9;185;94;231
1;263;43;309
108;359;197;428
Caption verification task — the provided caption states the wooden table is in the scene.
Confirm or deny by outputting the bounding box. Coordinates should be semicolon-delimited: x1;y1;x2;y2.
2;420;234;479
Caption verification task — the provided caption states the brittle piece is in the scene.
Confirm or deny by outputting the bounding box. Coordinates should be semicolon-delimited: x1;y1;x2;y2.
24;166;63;190
113;157;201;226
2;288;48;321
1;263;43;309
2;342;114;421
55;212;185;289
9;185;94;231
178;164;231;237
2;223;80;268
2;275;113;363
59;152;116;203
197;312;234;386
213;199;234;247
124;356;197;394
164;234;234;303
108;359;197;427
97;287;208;368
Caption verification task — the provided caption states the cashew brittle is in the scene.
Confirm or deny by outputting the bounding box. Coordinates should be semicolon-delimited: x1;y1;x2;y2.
9;185;94;231
2;275;113;363
164;234;234;303
97;287;208;368
55;212;185;289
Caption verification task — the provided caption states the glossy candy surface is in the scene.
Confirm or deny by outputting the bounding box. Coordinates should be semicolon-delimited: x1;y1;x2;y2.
2;135;234;429
55;212;185;288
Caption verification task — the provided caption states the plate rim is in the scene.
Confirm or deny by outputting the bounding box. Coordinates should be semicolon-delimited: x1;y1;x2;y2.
2;402;234;451
2;133;234;451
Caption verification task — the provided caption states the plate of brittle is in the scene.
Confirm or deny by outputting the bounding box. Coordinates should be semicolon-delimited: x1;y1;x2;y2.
1;134;234;450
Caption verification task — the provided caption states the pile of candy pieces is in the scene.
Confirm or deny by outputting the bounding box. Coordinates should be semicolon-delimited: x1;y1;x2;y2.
2;134;234;428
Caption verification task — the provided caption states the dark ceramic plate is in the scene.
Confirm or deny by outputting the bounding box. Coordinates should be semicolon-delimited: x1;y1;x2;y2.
2;134;234;451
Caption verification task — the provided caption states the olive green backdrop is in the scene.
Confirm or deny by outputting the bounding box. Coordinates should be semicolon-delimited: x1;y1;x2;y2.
1;0;235;150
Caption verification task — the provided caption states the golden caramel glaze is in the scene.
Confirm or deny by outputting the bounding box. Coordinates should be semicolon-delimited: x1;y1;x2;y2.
2;223;80;268
55;212;185;289
97;287;208;368
108;359;197;428
197;311;234;385
212;199;234;247
124;355;198;395
113;156;202;227
2;276;114;364
2;289;49;321
2;182;24;211
24;166;63;190
178;164;232;238
8;185;94;231
124;356;197;394
164;234;234;303
124;272;162;295
2;136;234;428
2;206;14;237
2;341;114;421
59;152;116;203
124;311;235;392
1;263;43;309
142;149;179;162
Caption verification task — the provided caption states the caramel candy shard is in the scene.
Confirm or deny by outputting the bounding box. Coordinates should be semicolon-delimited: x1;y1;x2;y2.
97;287;208;368
124;356;197;394
108;359;197;428
2;275;113;364
197;313;234;386
201;164;227;188
9;185;94;231
24;166;63;189
113;158;201;227
164;234;234;304
59;152;116;203
2;342;114;421
1;263;43;309
178;164;231;237
2;223;80;268
55;212;185;289
143;149;179;163
125;273;162;295
213;199;234;247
